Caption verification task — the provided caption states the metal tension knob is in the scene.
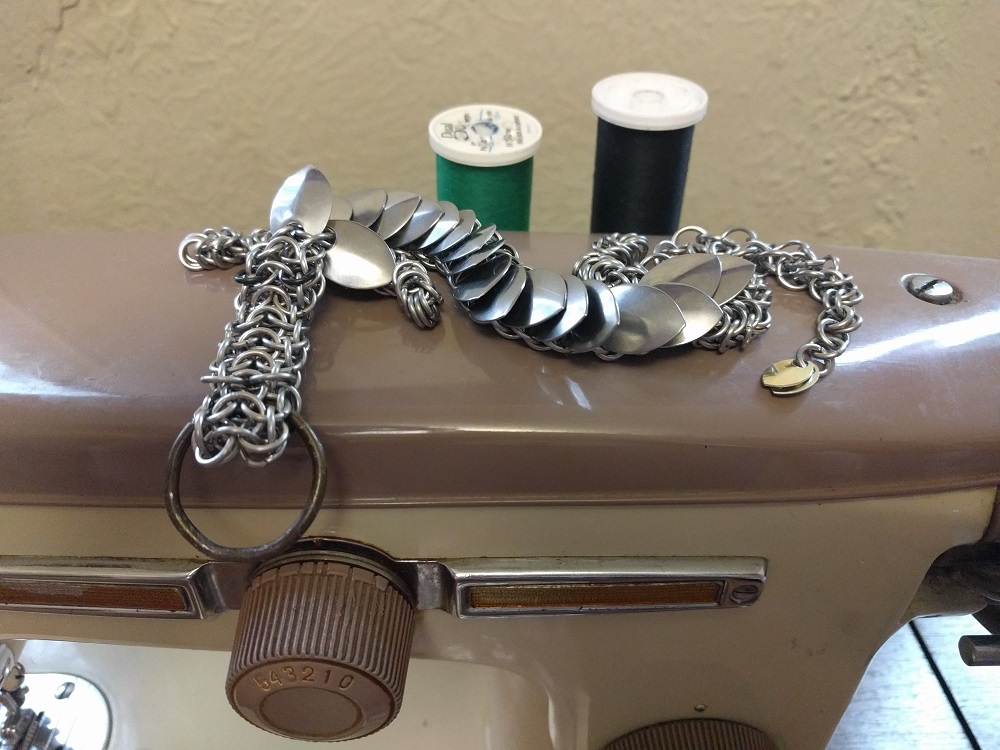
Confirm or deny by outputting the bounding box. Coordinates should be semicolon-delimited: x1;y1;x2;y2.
226;543;415;741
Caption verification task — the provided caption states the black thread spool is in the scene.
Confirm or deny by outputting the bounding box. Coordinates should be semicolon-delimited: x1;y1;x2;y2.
590;73;708;235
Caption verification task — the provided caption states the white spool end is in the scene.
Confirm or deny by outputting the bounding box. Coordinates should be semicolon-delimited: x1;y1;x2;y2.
592;73;708;131
429;104;543;167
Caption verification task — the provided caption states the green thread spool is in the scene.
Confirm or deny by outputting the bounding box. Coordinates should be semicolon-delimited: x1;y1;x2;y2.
428;104;543;231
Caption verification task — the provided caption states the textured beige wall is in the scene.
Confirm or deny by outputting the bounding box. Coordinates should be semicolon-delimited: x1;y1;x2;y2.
2;1;998;257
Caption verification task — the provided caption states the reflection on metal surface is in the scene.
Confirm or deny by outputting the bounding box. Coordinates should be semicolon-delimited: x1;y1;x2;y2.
562;278;620;352
324;219;396;290
501;268;569;328
651;282;724;347
415;201;460;251
604;285;686;355
714;255;759;305
427;210;476;257
468;264;527;323
269;165;334;235
391;197;444;246
641;253;723;296
328;193;353;222
374;192;421;241
439;224;498;266
450;252;513;302
525;274;590;342
0;645;14;688
344;187;387;228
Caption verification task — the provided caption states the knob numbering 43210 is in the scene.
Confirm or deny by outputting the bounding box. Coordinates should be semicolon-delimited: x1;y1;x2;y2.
226;545;415;741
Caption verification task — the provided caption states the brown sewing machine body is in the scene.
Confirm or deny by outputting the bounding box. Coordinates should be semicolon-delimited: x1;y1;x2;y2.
0;232;998;749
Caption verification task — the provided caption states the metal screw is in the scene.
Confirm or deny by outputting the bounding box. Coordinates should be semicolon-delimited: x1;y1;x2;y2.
729;585;761;605
54;681;75;700
903;274;961;305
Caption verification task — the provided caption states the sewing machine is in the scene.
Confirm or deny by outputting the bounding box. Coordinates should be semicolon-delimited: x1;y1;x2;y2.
0;230;998;749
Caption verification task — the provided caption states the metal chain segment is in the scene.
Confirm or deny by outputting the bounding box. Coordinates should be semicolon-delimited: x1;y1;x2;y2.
573;233;650;285
570;226;862;380
374;253;445;330
182;228;445;331
184;222;329;467
743;237;864;377
179;227;270;271
178;223;449;467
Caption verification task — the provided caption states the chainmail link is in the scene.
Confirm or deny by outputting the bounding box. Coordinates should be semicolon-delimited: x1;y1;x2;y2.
187;223;331;467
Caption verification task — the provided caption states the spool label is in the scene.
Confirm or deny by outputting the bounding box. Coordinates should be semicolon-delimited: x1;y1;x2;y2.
429;104;542;167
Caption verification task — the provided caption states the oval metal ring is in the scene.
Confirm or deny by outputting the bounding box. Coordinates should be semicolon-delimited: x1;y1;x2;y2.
165;412;327;563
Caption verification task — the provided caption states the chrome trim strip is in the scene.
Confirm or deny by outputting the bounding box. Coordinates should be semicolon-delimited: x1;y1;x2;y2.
0;552;766;620
0;557;252;619
436;556;767;618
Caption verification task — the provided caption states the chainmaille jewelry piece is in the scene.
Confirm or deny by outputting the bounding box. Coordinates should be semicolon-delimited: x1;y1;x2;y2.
167;165;863;561
181;222;331;468
179;166;865;421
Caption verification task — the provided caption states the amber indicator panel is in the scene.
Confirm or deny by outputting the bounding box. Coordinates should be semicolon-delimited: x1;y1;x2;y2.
0;578;190;615
466;580;723;614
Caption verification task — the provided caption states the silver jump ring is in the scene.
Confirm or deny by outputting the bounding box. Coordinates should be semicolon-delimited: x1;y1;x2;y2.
165;412;327;562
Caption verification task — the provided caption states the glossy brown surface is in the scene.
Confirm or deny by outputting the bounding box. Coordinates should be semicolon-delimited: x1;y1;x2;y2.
0;232;997;508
